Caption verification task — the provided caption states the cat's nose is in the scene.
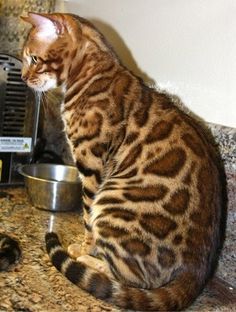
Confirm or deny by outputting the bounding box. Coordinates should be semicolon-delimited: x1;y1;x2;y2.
21;73;29;82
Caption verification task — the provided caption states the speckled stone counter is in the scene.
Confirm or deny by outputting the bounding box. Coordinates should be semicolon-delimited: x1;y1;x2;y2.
0;188;115;312
0;123;235;312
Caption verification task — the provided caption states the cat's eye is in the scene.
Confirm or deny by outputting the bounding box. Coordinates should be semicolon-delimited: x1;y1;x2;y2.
31;55;38;65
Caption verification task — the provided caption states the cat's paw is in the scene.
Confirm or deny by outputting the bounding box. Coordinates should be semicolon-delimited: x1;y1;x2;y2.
68;238;94;258
67;243;81;259
76;255;113;277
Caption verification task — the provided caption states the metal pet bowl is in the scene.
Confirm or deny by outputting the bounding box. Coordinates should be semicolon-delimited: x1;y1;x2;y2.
18;164;82;212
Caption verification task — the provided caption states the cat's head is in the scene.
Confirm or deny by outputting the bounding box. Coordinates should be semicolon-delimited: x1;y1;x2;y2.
21;13;82;92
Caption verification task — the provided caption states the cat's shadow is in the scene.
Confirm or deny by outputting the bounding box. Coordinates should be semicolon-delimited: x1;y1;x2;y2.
90;19;155;86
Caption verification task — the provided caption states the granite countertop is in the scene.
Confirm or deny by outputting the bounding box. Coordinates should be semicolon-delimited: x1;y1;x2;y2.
0;187;114;312
0;124;236;312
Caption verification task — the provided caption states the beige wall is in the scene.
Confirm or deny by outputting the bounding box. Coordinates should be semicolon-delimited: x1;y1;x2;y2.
56;0;236;128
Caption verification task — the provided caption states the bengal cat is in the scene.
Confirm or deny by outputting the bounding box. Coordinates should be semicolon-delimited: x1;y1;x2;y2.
21;12;225;311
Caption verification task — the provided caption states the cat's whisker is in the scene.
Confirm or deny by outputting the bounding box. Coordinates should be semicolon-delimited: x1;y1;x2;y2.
46;91;64;107
39;90;63;113
40;91;50;114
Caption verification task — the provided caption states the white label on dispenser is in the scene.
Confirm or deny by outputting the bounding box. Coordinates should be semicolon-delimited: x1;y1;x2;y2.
0;137;32;153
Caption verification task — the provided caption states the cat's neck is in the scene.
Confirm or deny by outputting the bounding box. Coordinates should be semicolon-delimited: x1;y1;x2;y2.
61;43;118;116
65;23;121;92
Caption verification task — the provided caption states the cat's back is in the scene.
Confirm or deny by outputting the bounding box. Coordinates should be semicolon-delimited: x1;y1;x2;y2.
111;82;224;278
118;75;221;174
114;79;223;237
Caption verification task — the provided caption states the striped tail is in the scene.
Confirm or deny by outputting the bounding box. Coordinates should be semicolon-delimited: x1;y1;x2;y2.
45;232;205;311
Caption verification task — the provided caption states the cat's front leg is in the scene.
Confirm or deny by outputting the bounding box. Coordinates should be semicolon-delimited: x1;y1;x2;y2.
68;176;98;258
67;201;95;258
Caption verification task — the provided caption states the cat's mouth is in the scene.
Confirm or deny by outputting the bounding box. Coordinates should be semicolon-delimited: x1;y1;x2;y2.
27;79;57;92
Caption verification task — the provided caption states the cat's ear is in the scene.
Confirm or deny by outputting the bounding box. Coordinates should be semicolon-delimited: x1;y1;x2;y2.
21;12;61;41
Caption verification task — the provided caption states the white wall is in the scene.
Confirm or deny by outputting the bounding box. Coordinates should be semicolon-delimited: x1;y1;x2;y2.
56;0;236;128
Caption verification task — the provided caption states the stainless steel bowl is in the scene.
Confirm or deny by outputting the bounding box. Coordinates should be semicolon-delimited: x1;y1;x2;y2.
18;164;82;212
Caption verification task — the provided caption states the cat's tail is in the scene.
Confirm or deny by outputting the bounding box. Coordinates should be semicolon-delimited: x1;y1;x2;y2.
45;232;204;311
